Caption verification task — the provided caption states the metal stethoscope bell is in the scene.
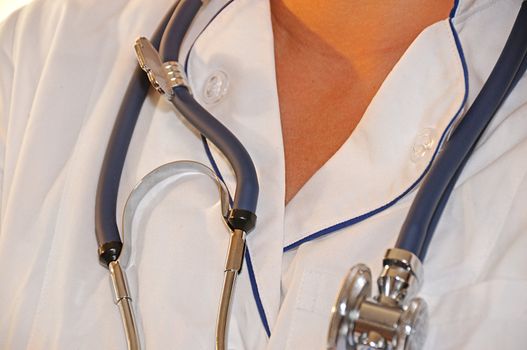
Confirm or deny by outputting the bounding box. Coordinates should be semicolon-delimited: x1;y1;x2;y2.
327;249;428;350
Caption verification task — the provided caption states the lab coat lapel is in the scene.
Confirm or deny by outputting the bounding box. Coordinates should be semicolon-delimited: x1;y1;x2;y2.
186;0;285;337
186;2;469;339
283;19;467;250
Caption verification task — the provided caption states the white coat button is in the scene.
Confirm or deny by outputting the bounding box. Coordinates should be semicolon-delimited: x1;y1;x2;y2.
202;70;229;104
411;128;436;162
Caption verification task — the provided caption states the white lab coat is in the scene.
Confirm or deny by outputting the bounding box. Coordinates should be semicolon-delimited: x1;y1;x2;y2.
0;0;526;348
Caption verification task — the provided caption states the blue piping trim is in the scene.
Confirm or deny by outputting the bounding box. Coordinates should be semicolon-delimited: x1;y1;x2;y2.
184;1;272;338
284;17;470;253
184;0;235;72
449;17;470;97
201;135;226;183
450;0;460;18
186;0;469;337
201;136;234;207
245;248;272;337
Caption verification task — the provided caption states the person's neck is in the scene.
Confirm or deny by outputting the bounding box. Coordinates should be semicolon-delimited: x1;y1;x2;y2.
270;0;453;204
271;0;453;73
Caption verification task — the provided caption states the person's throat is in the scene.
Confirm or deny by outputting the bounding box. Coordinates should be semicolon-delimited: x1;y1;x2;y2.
271;0;453;205
271;0;453;64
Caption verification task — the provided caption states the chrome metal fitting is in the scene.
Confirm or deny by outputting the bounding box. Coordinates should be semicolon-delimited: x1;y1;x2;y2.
134;37;190;99
224;229;247;273
163;61;188;92
327;249;428;350
378;248;424;305
109;261;141;350
109;260;132;304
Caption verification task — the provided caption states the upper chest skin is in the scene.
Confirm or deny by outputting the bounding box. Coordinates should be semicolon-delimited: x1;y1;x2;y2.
270;0;453;204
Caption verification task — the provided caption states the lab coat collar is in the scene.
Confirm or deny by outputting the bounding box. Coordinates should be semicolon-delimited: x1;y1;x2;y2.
186;0;468;339
282;18;467;250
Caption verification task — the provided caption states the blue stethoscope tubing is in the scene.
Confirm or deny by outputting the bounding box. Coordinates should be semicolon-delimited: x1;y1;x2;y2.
95;0;258;267
93;0;527;347
397;1;527;261
94;2;176;266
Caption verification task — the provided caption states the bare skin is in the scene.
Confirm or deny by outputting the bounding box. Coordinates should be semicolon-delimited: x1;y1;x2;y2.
271;1;453;204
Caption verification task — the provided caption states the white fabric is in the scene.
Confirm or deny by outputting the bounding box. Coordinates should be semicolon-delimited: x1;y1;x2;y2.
0;0;526;349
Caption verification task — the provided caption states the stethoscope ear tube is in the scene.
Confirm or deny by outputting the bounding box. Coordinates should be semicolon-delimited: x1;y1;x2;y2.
161;0;259;224
155;3;259;349
95;3;180;267
96;1;259;348
159;0;203;62
396;1;527;260
112;160;233;350
170;87;260;220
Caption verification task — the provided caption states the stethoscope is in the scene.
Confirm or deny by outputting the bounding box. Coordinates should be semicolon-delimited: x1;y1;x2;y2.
92;0;527;349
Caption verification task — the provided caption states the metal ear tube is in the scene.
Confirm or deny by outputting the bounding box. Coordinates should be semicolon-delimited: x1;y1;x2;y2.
327;248;428;350
109;261;141;350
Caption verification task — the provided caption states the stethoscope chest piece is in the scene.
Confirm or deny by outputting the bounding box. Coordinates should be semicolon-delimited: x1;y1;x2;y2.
327;249;428;350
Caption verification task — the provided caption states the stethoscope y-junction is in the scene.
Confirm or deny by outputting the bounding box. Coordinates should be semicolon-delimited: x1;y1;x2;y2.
93;0;527;349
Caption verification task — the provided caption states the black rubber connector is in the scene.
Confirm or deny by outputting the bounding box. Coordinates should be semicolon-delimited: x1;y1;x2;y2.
227;209;257;233
98;241;123;267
